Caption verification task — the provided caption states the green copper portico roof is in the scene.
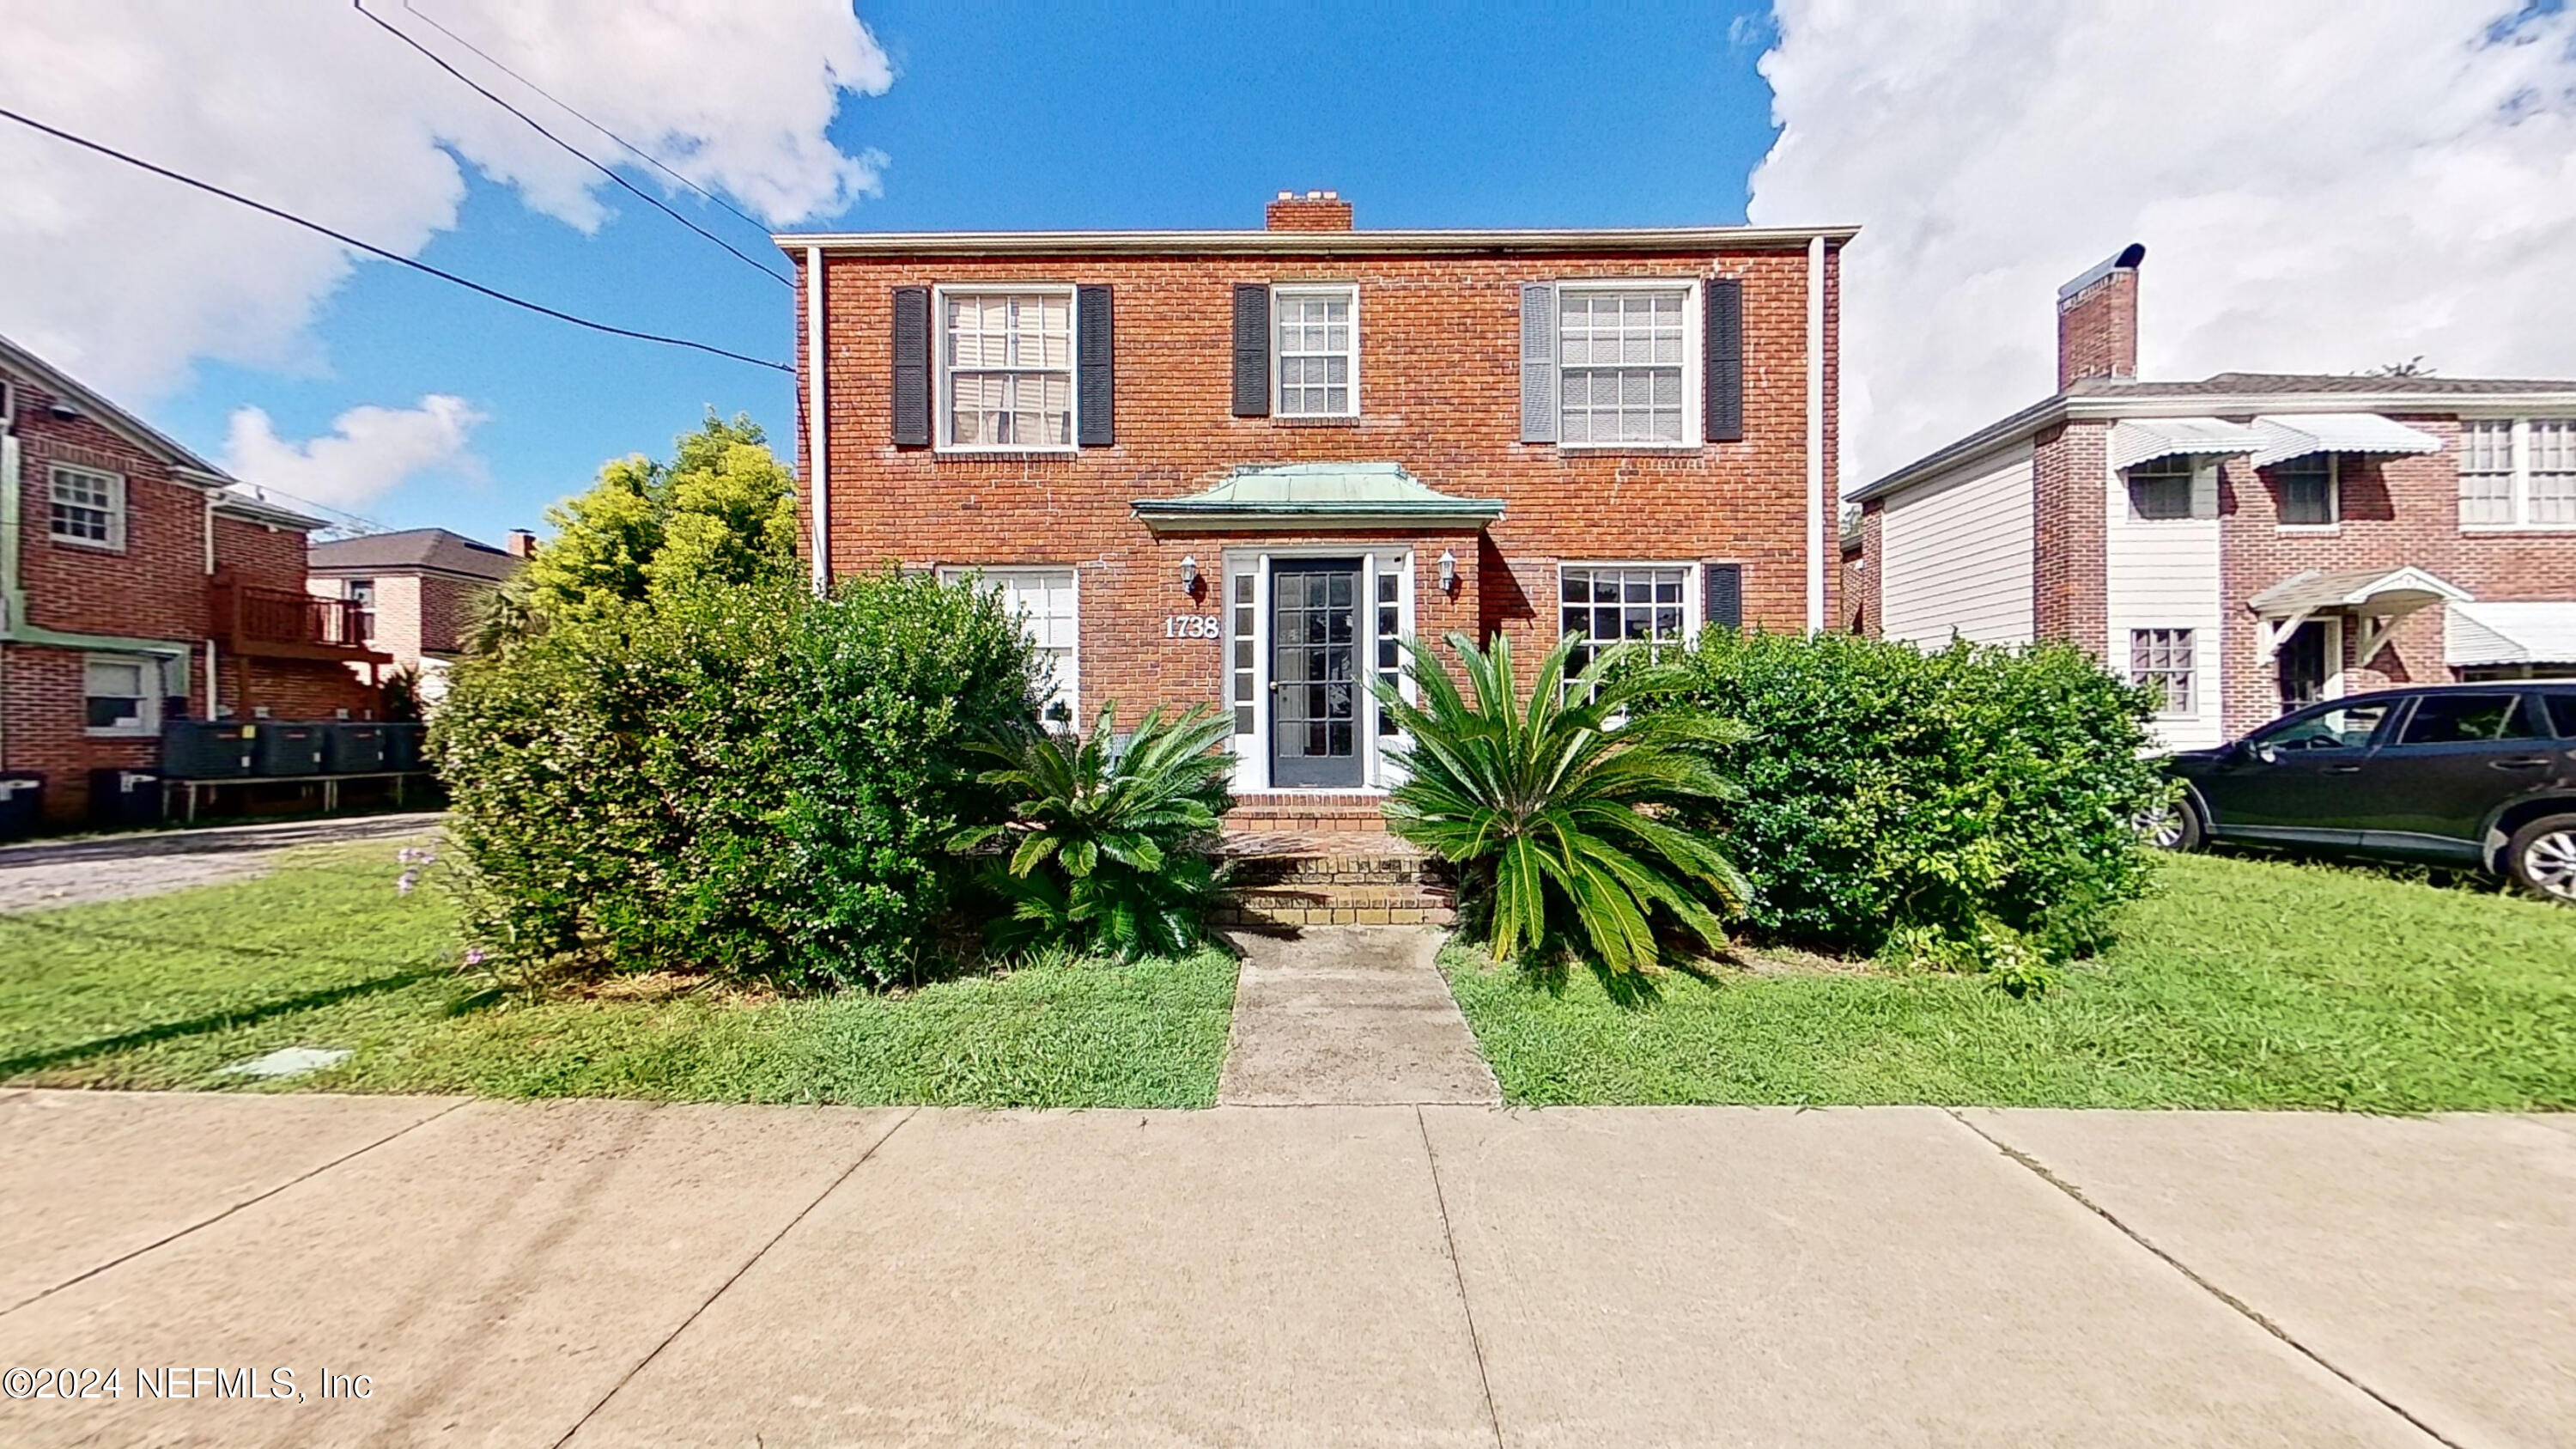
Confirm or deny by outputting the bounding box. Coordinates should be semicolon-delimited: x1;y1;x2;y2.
1133;462;1504;532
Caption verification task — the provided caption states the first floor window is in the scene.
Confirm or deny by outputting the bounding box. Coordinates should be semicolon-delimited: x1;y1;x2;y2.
2271;454;2337;526
84;655;156;734
1273;285;1356;417
50;465;125;548
1559;564;1690;680
2130;629;2196;716
943;567;1078;725
2123;457;2196;521
1558;287;1688;445
942;291;1073;448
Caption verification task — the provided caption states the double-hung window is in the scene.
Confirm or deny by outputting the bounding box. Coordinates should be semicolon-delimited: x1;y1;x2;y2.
2124;457;2197;521
1273;285;1356;417
84;654;157;735
2129;629;2196;717
940;290;1074;449
940;567;1078;726
1557;286;1691;446
49;464;125;549
1559;563;1692;680
2460;418;2576;528
2271;454;2337;527
346;579;379;642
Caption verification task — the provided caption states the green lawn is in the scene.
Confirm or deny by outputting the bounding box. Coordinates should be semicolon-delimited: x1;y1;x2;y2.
1447;851;2576;1111
1;837;1236;1107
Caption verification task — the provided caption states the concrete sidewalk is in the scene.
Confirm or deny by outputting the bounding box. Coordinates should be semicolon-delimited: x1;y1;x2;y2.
1;1092;2568;1447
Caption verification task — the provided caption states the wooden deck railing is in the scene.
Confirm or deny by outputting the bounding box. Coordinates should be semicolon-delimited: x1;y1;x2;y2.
208;575;379;658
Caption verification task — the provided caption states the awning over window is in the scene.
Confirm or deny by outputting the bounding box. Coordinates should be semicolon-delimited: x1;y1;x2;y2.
1133;462;1504;533
2247;413;2443;469
2106;417;2267;471
2248;565;2473;666
2446;601;2576;667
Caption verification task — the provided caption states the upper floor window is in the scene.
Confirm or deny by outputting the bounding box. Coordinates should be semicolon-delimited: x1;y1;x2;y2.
1558;287;1690;446
49;464;125;550
940;290;1073;450
2123;456;2198;521
1273;285;1356;417
2271;454;2338;527
346;578;378;642
2460;418;2576;529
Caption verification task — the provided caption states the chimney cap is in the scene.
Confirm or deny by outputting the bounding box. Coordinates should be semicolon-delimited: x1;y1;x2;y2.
2057;242;2146;304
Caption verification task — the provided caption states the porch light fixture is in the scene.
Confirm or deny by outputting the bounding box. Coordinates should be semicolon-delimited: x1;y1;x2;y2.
1180;555;1200;592
1437;549;1457;594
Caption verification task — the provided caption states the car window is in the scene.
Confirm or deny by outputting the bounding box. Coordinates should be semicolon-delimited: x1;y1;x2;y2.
2396;693;2537;746
2251;700;2393;752
2543;692;2576;738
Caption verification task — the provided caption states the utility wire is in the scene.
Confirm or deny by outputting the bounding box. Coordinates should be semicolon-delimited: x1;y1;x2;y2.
398;0;780;242
0;106;792;374
351;0;791;289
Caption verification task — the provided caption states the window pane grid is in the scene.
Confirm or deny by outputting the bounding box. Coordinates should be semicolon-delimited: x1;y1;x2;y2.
2530;419;2576;525
2125;457;2196;521
2460;419;2516;526
2129;628;2196;717
1375;563;1403;736
1275;290;1356;417
1559;565;1688;679
1558;289;1686;444
943;294;1072;447
49;466;118;545
1230;569;1257;735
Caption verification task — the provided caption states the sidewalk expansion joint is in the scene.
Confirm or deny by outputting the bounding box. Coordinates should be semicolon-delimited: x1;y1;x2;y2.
547;1105;920;1449
1415;1105;1507;1449
1942;1109;2464;1449
0;1094;472;1319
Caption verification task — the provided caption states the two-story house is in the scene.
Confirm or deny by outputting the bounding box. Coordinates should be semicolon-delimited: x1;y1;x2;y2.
308;527;530;700
1844;246;2576;748
780;191;1849;816
0;333;386;825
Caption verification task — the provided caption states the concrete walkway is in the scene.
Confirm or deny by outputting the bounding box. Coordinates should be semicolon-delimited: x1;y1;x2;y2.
1220;925;1501;1105
0;813;441;911
2;1091;2569;1447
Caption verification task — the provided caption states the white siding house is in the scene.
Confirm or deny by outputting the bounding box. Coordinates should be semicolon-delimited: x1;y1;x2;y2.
1879;447;2035;648
2102;458;2226;751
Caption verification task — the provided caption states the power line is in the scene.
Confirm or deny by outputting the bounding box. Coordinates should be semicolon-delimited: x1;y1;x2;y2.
351;0;790;289
0;106;793;374
398;0;781;242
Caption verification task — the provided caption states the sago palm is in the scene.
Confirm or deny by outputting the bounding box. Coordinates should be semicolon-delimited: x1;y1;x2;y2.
1375;631;1752;975
952;704;1235;959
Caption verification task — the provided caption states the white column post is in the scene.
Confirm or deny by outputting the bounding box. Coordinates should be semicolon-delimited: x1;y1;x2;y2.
804;245;831;592
1805;232;1827;633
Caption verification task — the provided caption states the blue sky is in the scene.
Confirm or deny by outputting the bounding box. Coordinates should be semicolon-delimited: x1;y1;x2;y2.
143;0;1783;545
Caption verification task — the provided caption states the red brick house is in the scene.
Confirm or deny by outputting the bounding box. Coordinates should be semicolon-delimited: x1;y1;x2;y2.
0;334;386;825
307;527;530;701
779;192;1849;807
1845;246;2576;749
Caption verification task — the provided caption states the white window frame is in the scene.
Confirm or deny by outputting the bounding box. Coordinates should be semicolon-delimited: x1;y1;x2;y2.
2459;417;2576;532
48;463;127;551
1552;278;1702;452
83;653;161;737
938;564;1079;728
932;283;1079;455
1271;283;1359;418
1556;562;1700;683
2129;627;2198;720
2122;456;2201;522
2271;453;2340;532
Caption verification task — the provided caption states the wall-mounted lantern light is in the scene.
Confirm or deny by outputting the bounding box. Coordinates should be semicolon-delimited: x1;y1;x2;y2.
1437;549;1458;594
1180;555;1200;592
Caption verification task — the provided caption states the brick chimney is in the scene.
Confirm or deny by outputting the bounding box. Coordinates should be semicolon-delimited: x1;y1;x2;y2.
505;528;538;558
1265;189;1353;231
2056;242;2144;390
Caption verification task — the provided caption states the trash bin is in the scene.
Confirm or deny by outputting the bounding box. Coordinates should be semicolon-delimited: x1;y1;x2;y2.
320;721;386;773
381;721;426;771
0;772;43;841
161;720;258;778
87;768;164;828
254;721;325;776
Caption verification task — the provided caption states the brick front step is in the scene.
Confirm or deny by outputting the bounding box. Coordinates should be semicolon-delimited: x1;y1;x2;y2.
1215;829;1457;928
1223;793;1392;837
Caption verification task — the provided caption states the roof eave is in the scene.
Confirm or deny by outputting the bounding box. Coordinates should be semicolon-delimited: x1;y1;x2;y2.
778;225;1860;258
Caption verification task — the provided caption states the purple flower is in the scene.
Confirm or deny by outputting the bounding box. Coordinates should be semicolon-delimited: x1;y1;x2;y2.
396;869;418;895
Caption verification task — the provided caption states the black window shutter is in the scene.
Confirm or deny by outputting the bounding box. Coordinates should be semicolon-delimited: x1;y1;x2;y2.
1231;284;1271;417
1704;276;1744;444
1704;563;1744;630
1077;284;1115;446
890;286;932;447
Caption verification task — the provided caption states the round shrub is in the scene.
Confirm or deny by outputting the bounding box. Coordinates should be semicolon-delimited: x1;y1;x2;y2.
431;574;1038;989
1656;630;2171;963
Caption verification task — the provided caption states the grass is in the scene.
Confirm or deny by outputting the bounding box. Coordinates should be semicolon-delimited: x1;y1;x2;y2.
1;837;1236;1107
1445;850;2576;1111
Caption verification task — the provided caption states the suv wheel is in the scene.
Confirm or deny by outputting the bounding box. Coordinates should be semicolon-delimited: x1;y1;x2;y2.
2142;798;2202;852
2504;813;2576;904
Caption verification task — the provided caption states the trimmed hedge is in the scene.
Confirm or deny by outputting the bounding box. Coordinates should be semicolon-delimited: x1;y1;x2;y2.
1657;630;2172;963
432;575;1038;989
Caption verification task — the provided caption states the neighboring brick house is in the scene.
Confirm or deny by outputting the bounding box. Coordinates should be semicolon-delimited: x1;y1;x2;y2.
1845;246;2576;749
778;191;1849;807
308;527;529;698
0;333;386;824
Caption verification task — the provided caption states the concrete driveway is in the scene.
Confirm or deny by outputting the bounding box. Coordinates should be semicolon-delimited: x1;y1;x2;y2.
0;813;442;911
0;1091;2567;1448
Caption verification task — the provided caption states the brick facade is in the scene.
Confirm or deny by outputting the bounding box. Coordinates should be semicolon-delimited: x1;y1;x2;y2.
792;213;1842;788
2029;420;2111;656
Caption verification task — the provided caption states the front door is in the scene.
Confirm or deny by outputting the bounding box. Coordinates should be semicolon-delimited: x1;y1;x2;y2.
2276;620;2331;712
1270;557;1365;788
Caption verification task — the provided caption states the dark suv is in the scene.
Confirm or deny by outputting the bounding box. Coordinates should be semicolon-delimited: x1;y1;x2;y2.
2160;683;2576;902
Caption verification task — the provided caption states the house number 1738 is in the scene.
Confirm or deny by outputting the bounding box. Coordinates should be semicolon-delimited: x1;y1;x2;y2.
1163;615;1219;639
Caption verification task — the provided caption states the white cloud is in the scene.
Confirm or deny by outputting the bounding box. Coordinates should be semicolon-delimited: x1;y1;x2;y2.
1746;0;2576;490
0;1;892;398
222;393;487;511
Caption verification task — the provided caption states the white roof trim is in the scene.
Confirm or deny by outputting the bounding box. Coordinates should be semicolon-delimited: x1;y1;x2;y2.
2445;601;2576;667
2107;417;2266;471
2248;413;2443;469
2249;565;2474;618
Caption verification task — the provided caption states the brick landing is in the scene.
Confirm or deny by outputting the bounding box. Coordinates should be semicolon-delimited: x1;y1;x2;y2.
1216;830;1455;928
